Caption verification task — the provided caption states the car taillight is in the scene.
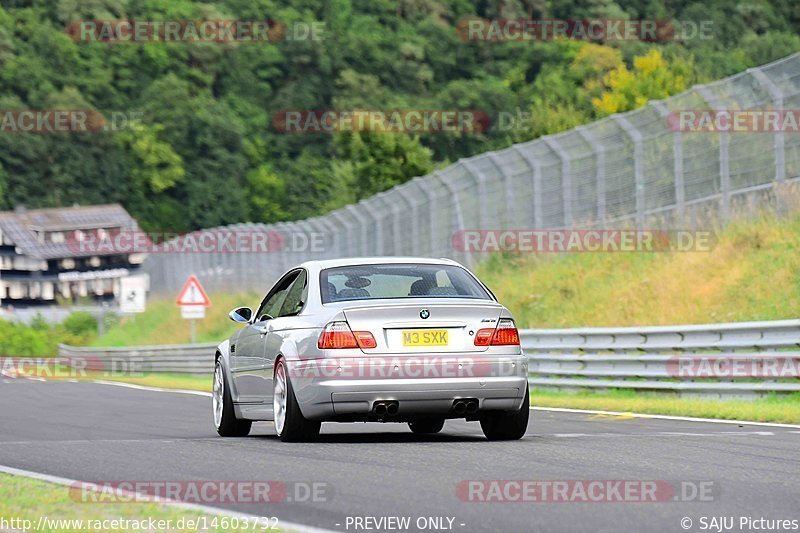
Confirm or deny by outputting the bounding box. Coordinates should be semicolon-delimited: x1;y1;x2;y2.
492;319;520;345
473;328;494;346
318;322;376;349
474;319;520;346
353;331;377;349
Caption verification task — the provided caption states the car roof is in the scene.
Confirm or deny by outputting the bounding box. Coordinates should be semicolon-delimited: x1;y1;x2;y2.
297;257;463;271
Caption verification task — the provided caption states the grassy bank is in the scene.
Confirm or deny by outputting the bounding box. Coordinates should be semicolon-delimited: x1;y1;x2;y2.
0;473;281;533
91;291;259;347
530;389;800;425
475;211;800;327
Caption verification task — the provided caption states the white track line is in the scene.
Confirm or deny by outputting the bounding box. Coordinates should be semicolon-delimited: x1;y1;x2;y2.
50;379;800;429
0;464;338;533
532;406;800;429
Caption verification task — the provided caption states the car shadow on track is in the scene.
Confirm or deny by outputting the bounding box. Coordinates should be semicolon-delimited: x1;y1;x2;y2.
247;429;486;443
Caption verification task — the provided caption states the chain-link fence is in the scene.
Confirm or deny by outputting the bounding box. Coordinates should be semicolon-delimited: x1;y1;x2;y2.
144;52;800;295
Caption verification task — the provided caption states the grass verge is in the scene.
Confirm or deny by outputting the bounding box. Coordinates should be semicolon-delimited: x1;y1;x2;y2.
0;473;281;532
531;389;800;424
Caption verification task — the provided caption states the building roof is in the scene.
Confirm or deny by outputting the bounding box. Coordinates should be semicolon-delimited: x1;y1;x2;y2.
0;204;139;259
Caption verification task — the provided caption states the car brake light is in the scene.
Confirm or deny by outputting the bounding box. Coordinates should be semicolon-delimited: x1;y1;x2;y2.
353;331;377;349
474;319;520;346
318;322;377;349
492;319;520;345
474;328;494;346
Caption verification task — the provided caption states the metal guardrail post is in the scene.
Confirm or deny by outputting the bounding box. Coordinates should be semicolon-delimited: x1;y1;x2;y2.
748;67;786;184
575;126;607;225
696;85;731;222
611;115;645;227
512;145;543;229
543;137;573;227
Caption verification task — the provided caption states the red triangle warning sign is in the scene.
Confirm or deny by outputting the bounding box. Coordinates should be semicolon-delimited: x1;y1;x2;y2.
176;275;211;306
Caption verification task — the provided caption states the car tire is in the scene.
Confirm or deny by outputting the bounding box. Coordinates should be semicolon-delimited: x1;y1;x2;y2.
479;385;529;441
408;417;446;434
213;359;252;437
273;358;321;442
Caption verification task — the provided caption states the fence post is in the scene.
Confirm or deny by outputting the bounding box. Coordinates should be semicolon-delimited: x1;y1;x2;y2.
749;67;786;187
460;159;489;230
395;184;420;256
345;205;369;256
414;177;439;257
360;198;384;256
543;137;573;228
314;216;339;259
651;100;685;222
434;171;468;266
329;211;354;257
696;85;731;222
611;115;645;227
512;145;543;229
575;126;607;225
487;152;516;228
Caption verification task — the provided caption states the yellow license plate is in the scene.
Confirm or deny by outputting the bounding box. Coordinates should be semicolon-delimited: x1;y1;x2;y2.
402;329;448;347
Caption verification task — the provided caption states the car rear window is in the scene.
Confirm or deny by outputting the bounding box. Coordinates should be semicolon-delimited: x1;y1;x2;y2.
320;264;493;303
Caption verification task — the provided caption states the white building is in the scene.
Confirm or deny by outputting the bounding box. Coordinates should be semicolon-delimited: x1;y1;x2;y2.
0;204;145;305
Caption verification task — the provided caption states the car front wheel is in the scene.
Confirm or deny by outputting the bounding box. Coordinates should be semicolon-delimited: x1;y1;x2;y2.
479;385;529;441
213;359;252;437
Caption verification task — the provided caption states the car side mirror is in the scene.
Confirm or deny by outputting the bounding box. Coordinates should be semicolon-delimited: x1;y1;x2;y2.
229;307;253;323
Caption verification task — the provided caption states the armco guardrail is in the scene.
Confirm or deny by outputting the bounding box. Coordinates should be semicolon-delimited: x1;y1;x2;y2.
522;319;800;396
58;342;217;375
59;319;800;396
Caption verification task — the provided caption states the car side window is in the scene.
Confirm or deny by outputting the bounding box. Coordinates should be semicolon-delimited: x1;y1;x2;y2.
255;271;300;321
278;270;308;317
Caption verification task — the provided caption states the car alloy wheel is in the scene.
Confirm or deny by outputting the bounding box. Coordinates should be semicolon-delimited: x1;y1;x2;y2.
213;362;224;429
273;360;288;435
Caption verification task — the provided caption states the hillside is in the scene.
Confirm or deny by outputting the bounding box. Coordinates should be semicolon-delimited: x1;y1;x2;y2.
2;1;799;231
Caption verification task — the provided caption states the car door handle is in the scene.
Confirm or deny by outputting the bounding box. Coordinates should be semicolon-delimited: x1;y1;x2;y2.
254;325;269;335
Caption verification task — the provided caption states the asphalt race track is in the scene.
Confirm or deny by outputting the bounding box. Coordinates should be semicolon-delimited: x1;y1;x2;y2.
1;380;798;533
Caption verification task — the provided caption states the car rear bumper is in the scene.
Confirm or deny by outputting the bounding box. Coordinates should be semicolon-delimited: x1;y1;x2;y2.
287;355;528;420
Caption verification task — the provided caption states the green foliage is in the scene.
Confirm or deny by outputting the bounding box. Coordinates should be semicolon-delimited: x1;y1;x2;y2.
0;1;796;227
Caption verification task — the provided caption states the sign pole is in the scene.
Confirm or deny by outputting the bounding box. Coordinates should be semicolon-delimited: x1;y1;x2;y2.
190;318;196;344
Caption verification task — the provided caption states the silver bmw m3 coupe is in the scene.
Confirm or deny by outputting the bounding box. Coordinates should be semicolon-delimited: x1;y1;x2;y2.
212;257;529;442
